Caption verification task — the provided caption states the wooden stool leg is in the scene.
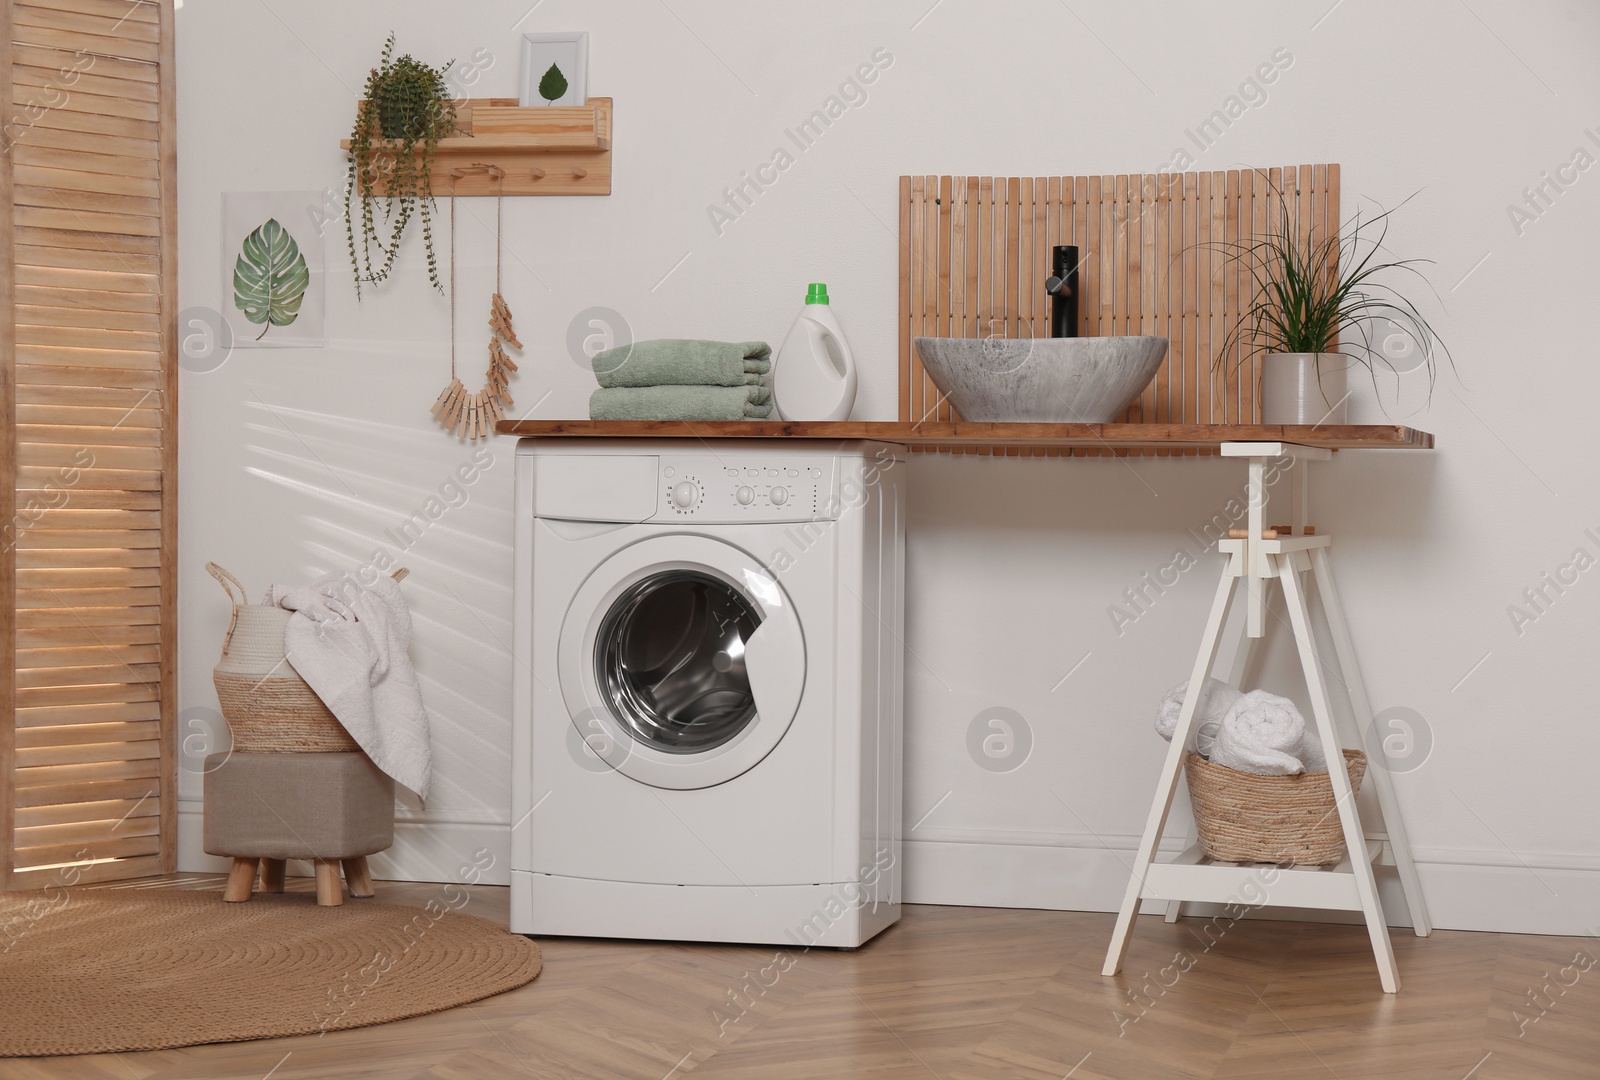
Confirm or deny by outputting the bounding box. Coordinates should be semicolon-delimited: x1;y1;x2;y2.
223;857;259;902
314;859;345;907
341;856;374;898
259;858;286;894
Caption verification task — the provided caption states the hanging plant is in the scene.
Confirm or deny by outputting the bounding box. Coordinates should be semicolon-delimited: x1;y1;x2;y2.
343;33;458;297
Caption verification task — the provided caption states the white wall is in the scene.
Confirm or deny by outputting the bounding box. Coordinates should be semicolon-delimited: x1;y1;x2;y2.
176;0;1600;932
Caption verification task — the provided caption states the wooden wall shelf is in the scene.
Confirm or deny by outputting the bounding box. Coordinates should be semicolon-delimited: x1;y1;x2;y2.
494;420;1434;453
341;97;612;196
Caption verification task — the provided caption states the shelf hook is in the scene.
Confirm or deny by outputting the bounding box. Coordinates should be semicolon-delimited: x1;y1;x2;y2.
447;162;506;180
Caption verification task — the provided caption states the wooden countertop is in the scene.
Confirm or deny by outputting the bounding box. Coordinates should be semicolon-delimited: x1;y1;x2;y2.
494;420;1434;451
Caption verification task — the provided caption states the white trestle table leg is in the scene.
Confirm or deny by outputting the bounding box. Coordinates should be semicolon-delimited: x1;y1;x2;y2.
1311;546;1433;937
1104;444;1424;994
1280;551;1400;992
1104;549;1243;977
1165;578;1258;925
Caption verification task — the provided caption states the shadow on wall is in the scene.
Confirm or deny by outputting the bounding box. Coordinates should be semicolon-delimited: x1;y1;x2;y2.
238;398;514;819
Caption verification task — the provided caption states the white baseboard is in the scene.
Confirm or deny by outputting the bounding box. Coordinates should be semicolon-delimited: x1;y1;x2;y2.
178;802;1600;937
903;838;1600;937
176;800;511;885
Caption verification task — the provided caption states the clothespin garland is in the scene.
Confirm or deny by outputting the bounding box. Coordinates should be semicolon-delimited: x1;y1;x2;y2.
432;168;522;442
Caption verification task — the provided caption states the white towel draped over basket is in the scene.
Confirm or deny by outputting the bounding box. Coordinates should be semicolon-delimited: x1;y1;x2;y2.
264;569;433;802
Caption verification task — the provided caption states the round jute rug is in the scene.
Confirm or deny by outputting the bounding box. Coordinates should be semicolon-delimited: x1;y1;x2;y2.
0;888;541;1056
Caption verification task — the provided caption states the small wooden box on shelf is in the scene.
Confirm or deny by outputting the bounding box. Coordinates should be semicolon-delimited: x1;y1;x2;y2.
341;96;612;197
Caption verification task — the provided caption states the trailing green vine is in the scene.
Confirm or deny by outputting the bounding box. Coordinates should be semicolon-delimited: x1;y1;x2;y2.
343;34;457;297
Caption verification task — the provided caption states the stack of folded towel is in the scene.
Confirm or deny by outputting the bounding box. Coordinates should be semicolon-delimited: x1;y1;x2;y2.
1155;678;1327;776
588;339;773;420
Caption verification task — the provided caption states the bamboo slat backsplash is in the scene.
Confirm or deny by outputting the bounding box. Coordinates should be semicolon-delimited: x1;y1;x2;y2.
898;165;1340;456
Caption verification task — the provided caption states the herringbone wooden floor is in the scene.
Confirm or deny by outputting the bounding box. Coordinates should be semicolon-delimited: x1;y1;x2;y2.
8;875;1597;1079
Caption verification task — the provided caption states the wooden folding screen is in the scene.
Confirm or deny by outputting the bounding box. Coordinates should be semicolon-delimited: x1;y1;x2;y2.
898;165;1340;455
2;0;177;888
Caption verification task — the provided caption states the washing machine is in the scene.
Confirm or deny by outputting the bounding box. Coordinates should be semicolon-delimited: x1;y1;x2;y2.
510;439;906;947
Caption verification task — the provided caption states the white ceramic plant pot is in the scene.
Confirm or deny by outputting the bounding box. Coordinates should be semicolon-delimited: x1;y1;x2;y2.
1260;352;1353;425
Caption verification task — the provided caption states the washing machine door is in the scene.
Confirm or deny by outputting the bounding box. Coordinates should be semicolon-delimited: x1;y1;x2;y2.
558;534;806;790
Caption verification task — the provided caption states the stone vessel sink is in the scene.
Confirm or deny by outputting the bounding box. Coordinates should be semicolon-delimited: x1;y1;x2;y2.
913;336;1169;423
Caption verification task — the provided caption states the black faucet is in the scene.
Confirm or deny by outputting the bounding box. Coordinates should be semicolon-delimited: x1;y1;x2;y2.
1045;245;1079;338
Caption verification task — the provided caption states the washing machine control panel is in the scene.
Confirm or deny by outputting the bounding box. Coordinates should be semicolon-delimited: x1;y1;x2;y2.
655;456;838;523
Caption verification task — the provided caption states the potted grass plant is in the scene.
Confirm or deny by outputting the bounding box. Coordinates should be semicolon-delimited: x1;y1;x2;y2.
1217;190;1450;424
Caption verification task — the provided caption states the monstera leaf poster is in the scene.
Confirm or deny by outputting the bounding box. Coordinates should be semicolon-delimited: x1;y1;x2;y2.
221;191;324;348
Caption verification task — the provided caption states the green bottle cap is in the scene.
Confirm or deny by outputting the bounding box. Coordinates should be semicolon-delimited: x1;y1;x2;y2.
805;282;829;305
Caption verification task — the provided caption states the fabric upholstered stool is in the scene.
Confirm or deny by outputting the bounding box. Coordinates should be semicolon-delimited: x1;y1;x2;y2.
203;751;394;906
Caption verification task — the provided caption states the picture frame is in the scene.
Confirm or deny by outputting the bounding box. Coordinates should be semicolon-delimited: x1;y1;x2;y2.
221;191;324;349
519;32;588;108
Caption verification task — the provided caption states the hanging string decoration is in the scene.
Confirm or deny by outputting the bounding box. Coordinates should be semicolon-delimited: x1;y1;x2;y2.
431;166;521;441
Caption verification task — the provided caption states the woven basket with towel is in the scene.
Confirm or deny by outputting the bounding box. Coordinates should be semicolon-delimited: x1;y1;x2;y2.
207;562;407;754
1185;749;1367;865
1156;680;1366;865
588;339;773;419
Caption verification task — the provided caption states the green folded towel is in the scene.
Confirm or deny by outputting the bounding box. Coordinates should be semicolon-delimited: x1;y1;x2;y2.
592;339;771;388
589;384;773;421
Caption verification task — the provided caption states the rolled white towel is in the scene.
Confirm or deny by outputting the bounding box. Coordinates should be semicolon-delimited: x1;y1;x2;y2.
1212;690;1312;776
1156;678;1243;756
1298;726;1329;773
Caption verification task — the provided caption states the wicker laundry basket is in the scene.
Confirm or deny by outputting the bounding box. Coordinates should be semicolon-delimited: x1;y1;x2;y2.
207;562;406;753
1184;749;1368;866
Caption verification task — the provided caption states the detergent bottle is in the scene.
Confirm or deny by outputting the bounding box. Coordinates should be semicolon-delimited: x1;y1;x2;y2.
773;283;857;422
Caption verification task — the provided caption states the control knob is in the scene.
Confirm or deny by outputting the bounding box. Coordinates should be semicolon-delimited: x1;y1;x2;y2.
671;481;699;509
769;486;789;506
736;485;755;506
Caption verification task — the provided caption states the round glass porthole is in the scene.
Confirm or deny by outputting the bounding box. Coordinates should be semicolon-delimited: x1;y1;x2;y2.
593;569;763;754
